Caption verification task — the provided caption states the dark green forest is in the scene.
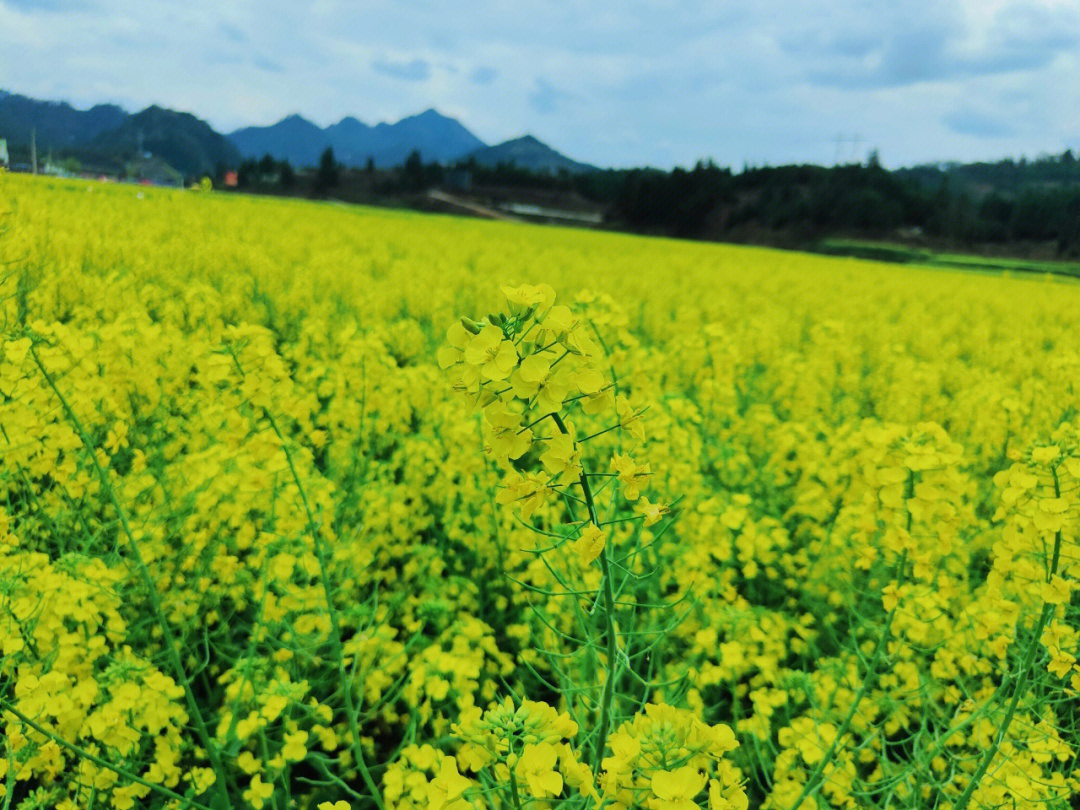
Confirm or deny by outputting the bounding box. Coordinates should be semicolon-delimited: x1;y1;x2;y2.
232;148;1080;258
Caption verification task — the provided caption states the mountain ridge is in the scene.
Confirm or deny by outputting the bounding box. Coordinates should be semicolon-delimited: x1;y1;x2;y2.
228;108;487;168
468;135;596;174
0;89;593;175
86;105;241;177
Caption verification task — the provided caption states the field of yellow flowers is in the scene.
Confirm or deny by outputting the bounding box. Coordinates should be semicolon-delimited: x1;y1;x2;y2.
1;171;1079;810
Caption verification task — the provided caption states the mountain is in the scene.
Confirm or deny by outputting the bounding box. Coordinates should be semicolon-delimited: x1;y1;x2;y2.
228;108;486;168
469;135;596;174
324;116;371;165
230;114;329;169
85;106;241;177
0;90;127;150
365;108;486;166
1;89;593;178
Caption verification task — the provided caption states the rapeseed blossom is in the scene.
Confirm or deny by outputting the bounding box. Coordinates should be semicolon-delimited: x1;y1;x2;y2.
1;173;1078;810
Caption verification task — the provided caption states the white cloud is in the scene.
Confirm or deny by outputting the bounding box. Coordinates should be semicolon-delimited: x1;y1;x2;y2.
0;0;1077;167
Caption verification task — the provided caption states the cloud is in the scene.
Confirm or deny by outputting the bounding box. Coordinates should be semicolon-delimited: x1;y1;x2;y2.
2;0;91;11
943;109;1015;138
253;56;285;73
470;66;497;85
371;57;431;82
529;77;570;114
218;22;245;43
1;0;1078;168
798;1;1080;89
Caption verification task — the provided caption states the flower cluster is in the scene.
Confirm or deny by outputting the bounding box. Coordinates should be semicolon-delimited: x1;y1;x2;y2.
453;698;594;801
440;284;665;569
6;172;1080;810
602;704;746;810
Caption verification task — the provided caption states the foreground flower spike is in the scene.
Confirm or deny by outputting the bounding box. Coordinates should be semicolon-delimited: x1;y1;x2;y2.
441;286;746;810
441;283;670;569
603;704;745;810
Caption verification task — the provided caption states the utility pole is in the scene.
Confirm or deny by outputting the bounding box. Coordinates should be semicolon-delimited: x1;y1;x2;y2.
833;133;865;165
31;127;37;175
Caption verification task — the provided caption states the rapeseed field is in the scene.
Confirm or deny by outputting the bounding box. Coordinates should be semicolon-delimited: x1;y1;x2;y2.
1;172;1079;809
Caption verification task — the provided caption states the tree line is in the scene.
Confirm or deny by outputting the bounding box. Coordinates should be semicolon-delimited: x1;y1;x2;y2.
226;148;1080;258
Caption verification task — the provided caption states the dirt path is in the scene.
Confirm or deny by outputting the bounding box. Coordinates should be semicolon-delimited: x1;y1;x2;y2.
427;189;520;221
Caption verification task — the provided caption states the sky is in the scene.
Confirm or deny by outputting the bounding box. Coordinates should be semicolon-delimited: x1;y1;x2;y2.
2;0;1079;169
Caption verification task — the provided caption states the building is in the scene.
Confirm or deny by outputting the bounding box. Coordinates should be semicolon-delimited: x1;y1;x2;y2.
0;139;8;168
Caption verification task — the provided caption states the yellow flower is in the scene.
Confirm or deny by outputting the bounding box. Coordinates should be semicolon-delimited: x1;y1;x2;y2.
556;743;599;801
570;366;605;395
540;431;582;483
503;283;554;314
317;803;351;810
616;395;646;442
483;403;533;462
243;774;275;809
611;452;650;501
573;524;607;567
237;751;262;775
261;693;288;721
708;779;749;810
512;351;554;395
635;497;670;527
428;757;473;810
649;767;706;810
188;768;216;794
282;730;309;762
518;742;563;798
496;470;554;519
1032;445;1061;463
540;305;577;334
464;325;518;381
1048;649;1077;678
882;582;901;612
1040;575;1072;605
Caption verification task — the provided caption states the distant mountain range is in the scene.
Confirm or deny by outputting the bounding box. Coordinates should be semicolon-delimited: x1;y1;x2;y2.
0;89;592;176
0;90;240;176
470;135;597;174
0;90;127;149
85;106;241;176
229;108;485;168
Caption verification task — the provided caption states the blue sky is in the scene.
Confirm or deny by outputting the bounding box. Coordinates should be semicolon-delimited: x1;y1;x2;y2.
2;0;1079;168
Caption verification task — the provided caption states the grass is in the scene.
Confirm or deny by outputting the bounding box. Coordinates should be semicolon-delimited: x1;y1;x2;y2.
814;237;1080;277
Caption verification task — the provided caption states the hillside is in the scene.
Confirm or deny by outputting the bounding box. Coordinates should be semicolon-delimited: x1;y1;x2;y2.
230;114;328;169
0;90;127;150
228;108;486;167
469;135;595;174
85;106;241;177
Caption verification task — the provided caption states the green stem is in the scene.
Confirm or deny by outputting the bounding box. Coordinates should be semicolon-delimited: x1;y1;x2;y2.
263;411;386;810
225;345;384;810
1;698;212;810
784;471;917;810
30;346;232;808
549;412;619;772
508;768;525;810
950;524;1064;810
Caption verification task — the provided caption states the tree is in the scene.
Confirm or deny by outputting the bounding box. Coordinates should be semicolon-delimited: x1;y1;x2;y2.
402;149;424;191
258;153;276;178
314;147;339;194
279;159;295;188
